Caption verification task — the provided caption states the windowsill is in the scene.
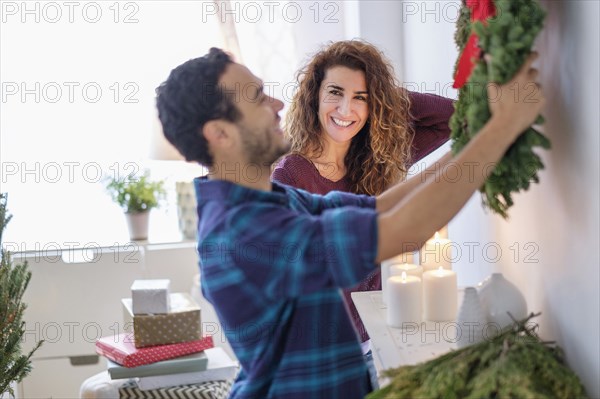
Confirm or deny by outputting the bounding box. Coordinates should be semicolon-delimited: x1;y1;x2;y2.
4;199;195;254
2;161;205;254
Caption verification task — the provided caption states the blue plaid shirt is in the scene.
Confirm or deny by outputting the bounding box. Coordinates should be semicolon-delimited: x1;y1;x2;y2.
194;177;378;399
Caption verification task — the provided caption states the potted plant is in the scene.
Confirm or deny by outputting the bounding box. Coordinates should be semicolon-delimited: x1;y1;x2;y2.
105;172;166;240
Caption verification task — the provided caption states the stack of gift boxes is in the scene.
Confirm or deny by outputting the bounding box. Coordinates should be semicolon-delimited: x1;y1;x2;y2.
95;279;237;397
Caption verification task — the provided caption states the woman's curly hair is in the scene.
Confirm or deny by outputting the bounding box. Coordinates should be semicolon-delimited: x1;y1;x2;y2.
286;40;413;195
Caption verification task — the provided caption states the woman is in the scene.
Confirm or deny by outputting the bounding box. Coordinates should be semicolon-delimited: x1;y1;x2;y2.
271;40;454;377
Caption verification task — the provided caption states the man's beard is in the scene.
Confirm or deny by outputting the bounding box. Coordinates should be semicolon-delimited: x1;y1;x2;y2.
239;124;290;167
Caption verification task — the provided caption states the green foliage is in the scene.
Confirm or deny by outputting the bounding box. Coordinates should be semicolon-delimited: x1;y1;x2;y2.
0;193;43;398
450;0;550;218
105;171;166;214
454;0;473;63
367;314;588;399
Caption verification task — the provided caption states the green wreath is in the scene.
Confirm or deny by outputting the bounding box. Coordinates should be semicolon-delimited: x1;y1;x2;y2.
450;0;551;218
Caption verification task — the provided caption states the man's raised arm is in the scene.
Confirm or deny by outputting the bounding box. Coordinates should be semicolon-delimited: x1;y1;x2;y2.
375;53;545;263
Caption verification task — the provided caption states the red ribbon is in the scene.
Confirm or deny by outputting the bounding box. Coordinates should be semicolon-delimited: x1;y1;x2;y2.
453;0;496;89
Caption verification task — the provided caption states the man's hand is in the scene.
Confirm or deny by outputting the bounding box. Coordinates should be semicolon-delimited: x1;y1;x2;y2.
487;52;546;138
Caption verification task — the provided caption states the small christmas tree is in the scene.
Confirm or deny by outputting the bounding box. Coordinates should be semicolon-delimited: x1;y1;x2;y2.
0;193;43;397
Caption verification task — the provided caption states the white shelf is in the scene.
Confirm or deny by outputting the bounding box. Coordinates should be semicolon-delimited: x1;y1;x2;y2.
352;290;464;385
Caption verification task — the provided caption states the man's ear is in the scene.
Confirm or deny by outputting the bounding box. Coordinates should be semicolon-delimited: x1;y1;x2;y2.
201;120;234;149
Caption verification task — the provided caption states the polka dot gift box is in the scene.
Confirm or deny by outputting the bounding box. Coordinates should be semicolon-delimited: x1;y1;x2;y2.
122;293;202;348
95;333;213;368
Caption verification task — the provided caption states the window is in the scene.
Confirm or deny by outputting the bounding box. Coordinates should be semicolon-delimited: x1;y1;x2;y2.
1;1;350;250
0;1;224;249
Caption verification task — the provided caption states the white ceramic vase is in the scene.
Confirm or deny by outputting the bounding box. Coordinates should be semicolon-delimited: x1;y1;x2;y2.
456;287;486;348
176;182;198;240
125;211;149;241
477;273;527;330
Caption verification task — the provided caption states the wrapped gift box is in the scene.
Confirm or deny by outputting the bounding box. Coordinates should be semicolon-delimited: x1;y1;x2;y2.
118;379;232;399
107;352;209;379
131;279;171;315
80;370;231;399
123;293;202;348
136;348;238;391
96;333;214;368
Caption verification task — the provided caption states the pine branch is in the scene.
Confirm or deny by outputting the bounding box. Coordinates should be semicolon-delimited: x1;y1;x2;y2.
0;193;44;398
368;313;588;399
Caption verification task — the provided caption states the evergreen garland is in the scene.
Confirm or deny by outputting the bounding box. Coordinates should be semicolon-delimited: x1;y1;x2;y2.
0;193;43;397
450;0;551;218
367;314;588;398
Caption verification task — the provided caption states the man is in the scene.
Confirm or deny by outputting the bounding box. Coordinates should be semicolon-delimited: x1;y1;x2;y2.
156;48;544;398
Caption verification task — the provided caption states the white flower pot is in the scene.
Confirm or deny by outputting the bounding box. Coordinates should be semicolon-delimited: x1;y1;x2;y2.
125;211;149;241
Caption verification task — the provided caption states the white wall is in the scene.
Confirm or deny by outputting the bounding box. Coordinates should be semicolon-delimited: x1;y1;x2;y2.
356;1;405;80
494;1;600;396
289;1;406;86
397;0;600;396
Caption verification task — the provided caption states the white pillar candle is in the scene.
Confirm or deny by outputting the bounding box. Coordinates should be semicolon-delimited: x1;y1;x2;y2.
384;263;423;304
390;263;423;279
387;272;422;327
420;232;452;272
423;267;458;321
381;252;415;304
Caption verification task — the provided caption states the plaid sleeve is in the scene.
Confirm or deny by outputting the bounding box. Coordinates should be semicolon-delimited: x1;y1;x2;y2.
216;202;378;300
320;190;376;209
284;186;376;214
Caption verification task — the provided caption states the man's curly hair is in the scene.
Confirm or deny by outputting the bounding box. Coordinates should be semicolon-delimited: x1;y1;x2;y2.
286;40;413;195
156;48;240;166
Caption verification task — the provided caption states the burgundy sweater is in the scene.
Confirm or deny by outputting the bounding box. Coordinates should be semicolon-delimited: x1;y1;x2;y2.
271;91;454;344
